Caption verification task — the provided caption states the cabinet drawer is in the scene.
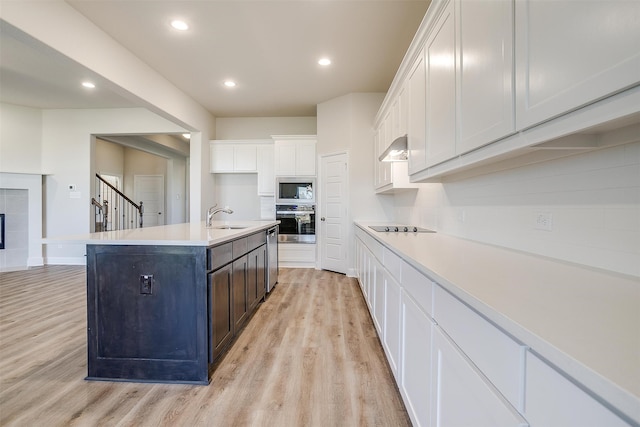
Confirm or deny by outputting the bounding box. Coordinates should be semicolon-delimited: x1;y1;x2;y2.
525;352;630;427
232;237;248;259
401;261;433;317
383;247;402;283
433;285;526;410
247;231;266;252
208;242;232;271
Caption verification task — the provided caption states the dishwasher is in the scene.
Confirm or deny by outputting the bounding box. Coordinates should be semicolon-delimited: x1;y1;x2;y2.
266;226;278;293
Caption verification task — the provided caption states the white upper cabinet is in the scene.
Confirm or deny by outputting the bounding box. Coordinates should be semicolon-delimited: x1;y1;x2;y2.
424;0;456;168
256;144;275;196
210;141;258;173
408;49;427;176
374;113;392;189
456;0;515;154
273;136;316;176
515;0;640;130
378;0;639;181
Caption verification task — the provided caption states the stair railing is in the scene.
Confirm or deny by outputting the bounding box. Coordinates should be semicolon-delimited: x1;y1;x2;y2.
93;174;144;232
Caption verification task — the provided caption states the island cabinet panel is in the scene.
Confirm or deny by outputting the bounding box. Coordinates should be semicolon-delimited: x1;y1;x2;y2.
247;244;266;310
86;245;208;384
232;255;249;332
208;264;233;362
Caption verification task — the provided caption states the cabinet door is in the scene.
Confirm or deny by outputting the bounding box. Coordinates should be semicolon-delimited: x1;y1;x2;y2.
257;144;275;195
210;144;235;173
515;0;640;129
234;145;257;172
256;244;266;302
275;142;296;176
375;118;392;189
296;141;316;176
398;83;408;137
408;49;427;175
232;256;248;332
401;290;433;427
247;249;258;310
457;0;514;154
384;272;402;380
524;353;630;427
209;264;233;361
425;0;456;168
431;327;527;427
247;245;267;310
373;262;385;335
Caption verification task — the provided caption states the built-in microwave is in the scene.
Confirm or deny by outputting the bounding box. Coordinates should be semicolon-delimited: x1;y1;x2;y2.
276;177;315;204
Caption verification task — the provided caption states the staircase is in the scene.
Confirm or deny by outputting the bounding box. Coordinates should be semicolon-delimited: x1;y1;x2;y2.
92;174;144;232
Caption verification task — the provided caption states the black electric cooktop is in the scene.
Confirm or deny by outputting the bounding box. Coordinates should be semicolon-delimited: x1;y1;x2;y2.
369;225;435;233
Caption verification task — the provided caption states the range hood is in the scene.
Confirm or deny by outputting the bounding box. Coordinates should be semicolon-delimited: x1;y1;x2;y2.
378;134;408;162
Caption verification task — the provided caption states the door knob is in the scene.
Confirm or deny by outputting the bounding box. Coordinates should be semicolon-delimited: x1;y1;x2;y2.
321;217;326;221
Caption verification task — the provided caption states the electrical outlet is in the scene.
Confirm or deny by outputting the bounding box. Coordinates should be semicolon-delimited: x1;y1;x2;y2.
457;210;466;223
535;211;553;231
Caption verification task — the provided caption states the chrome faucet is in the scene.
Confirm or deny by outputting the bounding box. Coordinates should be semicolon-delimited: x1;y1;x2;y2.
206;204;234;227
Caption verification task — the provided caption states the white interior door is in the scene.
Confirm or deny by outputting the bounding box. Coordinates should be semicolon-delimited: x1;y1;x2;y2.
134;175;165;227
320;152;348;274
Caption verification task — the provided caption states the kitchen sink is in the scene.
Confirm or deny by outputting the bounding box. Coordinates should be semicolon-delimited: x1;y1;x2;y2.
210;225;249;229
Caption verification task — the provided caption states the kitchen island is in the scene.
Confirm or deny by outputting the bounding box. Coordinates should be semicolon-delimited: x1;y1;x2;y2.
50;220;278;384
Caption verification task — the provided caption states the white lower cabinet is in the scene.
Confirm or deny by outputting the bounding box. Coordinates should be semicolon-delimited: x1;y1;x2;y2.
373;262;385;335
277;243;315;268
431;326;528;427
355;225;636;427
401;289;434;427
383;272;402;380
524;352;632;427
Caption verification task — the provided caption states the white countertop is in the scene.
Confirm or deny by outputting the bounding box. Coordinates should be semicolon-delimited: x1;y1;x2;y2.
355;222;640;423
44;220;279;247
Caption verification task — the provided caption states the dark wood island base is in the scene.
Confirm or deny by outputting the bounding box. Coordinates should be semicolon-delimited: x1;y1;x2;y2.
85;229;268;384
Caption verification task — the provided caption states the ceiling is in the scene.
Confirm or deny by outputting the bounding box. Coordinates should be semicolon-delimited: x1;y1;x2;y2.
0;0;430;118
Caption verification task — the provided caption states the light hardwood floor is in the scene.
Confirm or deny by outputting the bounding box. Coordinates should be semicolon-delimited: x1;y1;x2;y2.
0;266;410;426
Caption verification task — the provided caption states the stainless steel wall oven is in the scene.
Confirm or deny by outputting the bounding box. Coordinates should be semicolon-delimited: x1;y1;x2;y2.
275;204;316;243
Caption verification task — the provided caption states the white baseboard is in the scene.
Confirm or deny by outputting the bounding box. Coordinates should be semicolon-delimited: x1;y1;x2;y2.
44;257;86;266
27;257;44;267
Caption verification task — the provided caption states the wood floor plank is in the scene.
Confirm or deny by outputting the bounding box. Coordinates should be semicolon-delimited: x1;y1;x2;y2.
0;265;410;426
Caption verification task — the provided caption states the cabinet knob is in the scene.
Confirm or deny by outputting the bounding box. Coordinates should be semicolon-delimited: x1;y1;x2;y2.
321;217;326;221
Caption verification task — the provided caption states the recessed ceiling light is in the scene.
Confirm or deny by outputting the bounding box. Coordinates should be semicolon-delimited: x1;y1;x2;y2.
171;20;189;31
82;81;95;89
224;81;237;88
318;58;331;66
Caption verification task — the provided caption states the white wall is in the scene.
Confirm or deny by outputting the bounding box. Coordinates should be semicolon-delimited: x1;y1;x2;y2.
393;141;640;277
95;138;125;178
41;108;188;264
215;117;316;139
0;104;42;174
1;1;217;224
317;93;395;274
214;174;260;221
